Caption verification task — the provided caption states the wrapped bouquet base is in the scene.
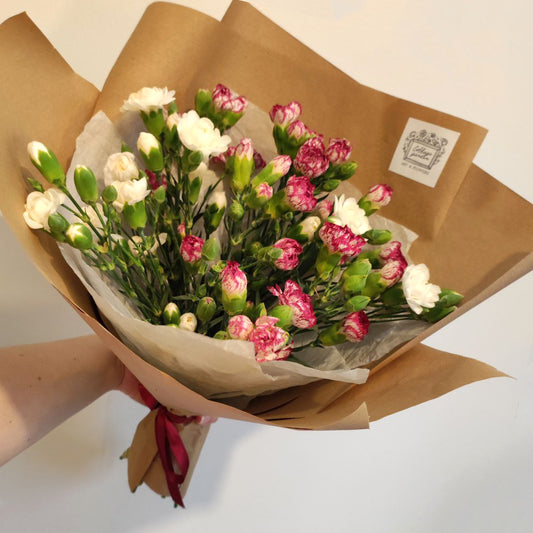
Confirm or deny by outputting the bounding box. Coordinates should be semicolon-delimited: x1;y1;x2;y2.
1;1;532;505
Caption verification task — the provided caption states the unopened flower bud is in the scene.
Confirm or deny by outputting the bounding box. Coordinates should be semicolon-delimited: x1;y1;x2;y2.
243;182;273;209
102;185;118;204
65;223;93;250
363;229;392;245
220;261;247;315
47;212;70;236
188;176;202;204
228;200;245;221
231;138;254;193
286;215;321;243
27;141;66;186
251;155;292;187
359;184;393;215
197;297;216;322
227;314;254;340
269;101;302;127
179;312;197;332
163;302;181;325
137;132;164;172
74;165;98;204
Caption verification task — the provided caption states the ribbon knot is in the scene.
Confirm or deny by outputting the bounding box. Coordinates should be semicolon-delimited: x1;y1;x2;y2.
139;384;197;508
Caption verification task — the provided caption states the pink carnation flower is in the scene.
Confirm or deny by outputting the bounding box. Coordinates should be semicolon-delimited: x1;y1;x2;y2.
285;175;317;212
256;182;273;201
341;311;370;342
249;316;292;362
235;137;253;161
286;120;315;143
316;199;333;220
180;235;204;263
380;259;407;287
228;314;255;340
326;138;352;165
268;280;317;329
379;241;405;264
294;137;330;178
220;261;247;298
272;238;303;271
212;83;248;114
269;101;302;127
366;184;393;208
318;222;366;261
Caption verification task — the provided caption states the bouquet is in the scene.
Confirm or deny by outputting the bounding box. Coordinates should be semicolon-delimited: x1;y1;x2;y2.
23;84;462;392
1;1;532;509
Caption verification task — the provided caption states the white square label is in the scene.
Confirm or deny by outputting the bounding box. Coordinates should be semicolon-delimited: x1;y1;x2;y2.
388;118;460;187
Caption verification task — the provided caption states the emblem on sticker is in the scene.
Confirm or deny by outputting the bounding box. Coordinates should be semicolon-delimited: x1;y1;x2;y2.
389;118;460;187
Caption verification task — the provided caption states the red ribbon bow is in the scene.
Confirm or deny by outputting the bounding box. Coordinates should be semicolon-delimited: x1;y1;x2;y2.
138;384;197;508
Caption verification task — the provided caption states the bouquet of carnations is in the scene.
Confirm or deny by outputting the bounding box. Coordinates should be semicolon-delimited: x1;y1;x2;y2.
23;84;461;402
2;0;532;510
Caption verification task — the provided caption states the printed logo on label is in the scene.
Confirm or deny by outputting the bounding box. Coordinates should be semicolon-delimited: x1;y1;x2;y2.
388;118;460;188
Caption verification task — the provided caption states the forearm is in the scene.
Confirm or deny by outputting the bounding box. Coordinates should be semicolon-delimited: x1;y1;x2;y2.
0;335;123;465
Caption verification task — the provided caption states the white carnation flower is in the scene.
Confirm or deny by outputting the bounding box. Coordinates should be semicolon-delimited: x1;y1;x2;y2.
179;312;197;332
402;264;441;314
176;110;231;159
330;194;371;235
120;87;175;113
112;177;150;212
103;152;139;186
23;188;66;230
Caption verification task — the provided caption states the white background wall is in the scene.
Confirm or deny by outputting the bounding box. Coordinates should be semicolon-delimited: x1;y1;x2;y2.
1;1;532;532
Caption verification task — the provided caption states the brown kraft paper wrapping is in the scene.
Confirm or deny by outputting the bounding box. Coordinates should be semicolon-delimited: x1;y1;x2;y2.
1;0;532;496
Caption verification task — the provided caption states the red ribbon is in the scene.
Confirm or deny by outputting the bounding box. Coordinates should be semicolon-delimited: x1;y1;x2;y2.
138;384;197;508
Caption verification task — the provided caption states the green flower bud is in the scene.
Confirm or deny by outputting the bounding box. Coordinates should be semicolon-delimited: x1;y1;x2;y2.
189;176;202;204
65;223;93;250
140;108;166;137
102;185;118;204
163;302;181;325
338;161;358;181
27;142;65;186
153;185;166;204
269;305;293;329
123;201;147;229
344;295;371;313
361;272;388;299
343;259;372;278
195;88;213;117
202;238;221;261
137;132;164;172
47;212;69;235
185;150;203;172
196;296;216;322
214;330;230;340
363;229;392;245
322;179;341;192
343;274;367;295
228;200;245;221
74;165;99;204
231;139;254;193
246;241;262;256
